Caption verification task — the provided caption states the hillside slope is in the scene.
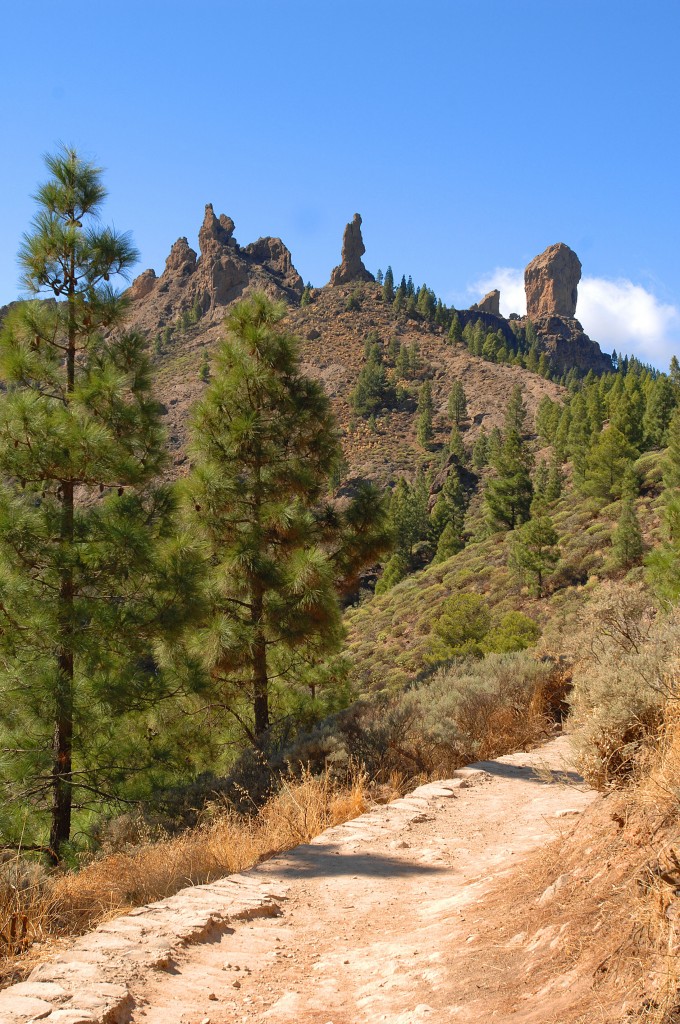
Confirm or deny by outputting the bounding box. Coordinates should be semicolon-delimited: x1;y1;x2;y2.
138;282;564;485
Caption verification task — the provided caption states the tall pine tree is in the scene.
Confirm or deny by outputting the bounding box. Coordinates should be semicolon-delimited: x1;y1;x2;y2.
187;294;389;744
0;148;195;859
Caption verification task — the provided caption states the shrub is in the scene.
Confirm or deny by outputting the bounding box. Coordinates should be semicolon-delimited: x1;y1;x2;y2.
427;593;491;662
568;582;678;788
484;611;541;653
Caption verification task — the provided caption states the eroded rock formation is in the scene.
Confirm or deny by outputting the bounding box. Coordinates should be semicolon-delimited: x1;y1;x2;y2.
524;243;581;319
124;205;303;331
244;237;304;294
329;214;374;287
470;289;500;316
129;268;157;301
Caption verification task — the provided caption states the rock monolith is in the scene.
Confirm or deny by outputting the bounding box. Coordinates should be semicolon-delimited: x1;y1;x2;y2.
329;214;374;287
524;243;581;319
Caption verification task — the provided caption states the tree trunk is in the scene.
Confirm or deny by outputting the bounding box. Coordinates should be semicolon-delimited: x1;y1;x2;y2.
252;589;269;742
50;279;77;862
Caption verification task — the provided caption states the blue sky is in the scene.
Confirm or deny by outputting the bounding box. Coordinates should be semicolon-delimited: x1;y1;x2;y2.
2;0;679;368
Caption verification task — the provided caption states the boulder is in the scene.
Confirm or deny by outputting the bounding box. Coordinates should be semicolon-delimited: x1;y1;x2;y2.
524;243;581;319
329;213;374;287
470;289;500;316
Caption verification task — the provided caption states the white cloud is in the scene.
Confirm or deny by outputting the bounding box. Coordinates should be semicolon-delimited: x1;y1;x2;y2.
469;267;526;319
467;268;680;370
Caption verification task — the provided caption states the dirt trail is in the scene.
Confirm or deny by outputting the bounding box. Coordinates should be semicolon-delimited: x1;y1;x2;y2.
128;735;598;1024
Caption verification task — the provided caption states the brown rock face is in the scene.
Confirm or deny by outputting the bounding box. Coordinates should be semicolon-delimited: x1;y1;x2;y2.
529;315;611;375
198;203;236;254
329;213;375;287
125;205;304;332
470;289;500;316
244;237;304;293
524;243;581;319
129;269;157;301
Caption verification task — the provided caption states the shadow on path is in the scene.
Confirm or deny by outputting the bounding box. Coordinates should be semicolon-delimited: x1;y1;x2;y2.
255;845;448;881
468;760;586;786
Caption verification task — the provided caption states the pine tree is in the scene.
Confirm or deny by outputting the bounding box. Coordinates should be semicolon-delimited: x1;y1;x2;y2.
646;407;680;601
545;450;564;502
643;375;676;448
382;266;395;303
448;423;466;461
472;427;489;470
447;379;467;426
567;394;592;484
448;312;463;346
430;466;466;561
351;344;392;416
0;148;196;858
670;355;680;393
510;514;560;597
533;461;549;503
535;396;560;444
611;466;643;568
396;342;410;378
586;387;605;437
488;426;503;465
417;379;434;448
583;426;637;500
485;389;533;531
187;295;389;743
504;385;528;435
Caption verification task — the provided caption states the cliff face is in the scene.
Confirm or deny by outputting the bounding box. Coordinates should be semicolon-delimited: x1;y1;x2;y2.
529;314;611;375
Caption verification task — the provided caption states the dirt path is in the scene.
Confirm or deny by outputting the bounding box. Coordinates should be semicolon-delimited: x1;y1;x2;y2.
128;735;598;1024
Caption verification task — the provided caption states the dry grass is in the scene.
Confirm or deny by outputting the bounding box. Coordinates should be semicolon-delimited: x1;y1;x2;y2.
473;707;680;1021
0;766;370;987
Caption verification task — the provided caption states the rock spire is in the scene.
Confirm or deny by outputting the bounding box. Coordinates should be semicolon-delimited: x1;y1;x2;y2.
329;213;374;287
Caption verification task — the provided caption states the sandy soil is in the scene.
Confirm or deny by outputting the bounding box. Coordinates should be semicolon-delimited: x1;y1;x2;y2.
128;735;599;1024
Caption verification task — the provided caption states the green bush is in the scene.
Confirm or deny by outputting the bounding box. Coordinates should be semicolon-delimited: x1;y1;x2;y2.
484;612;541;653
427;593;491;662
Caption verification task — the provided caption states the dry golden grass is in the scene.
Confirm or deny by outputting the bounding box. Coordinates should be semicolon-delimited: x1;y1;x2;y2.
0;766;370;987
474;700;680;1022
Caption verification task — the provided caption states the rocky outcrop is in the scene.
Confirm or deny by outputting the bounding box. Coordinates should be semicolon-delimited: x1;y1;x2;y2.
470;289;500;316
329;214;374;287
198;203;236;254
453;305;611;376
196;208;249;307
125;206;304;330
528;315;611;375
244;237;304;294
525;243;581;319
164;237;197;277
129;269;157;301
